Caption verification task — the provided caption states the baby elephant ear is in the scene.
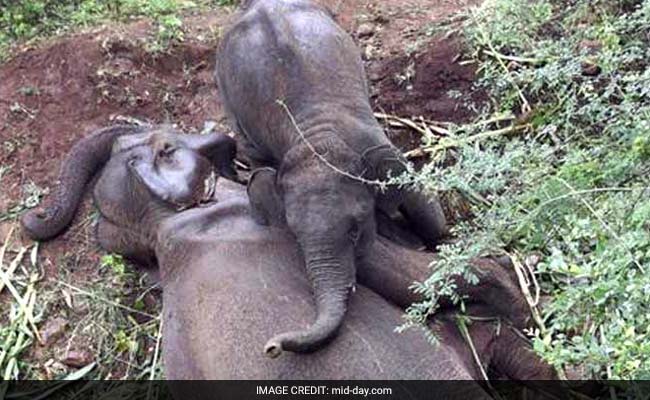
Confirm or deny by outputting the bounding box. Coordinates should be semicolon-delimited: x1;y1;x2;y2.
247;167;286;227
361;145;409;215
184;133;239;182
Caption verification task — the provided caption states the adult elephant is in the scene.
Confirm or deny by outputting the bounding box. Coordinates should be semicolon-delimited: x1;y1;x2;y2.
20;124;238;241
22;125;558;393
216;0;447;358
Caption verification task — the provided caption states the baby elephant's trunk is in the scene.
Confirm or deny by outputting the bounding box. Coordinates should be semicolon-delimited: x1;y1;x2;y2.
264;244;354;357
21;125;146;241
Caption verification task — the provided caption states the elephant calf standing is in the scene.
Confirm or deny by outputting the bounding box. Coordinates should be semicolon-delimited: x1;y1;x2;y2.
217;0;447;358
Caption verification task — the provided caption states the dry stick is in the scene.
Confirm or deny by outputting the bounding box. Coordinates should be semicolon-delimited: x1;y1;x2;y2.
483;49;544;65
482;32;531;114
276;99;392;188
509;253;544;331
405;124;531;158
149;317;163;381
0;248;41;338
528;259;541;307
556;178;646;274
510;253;568;381
472;112;516;127
0;246;26;295
58;281;158;319
456;316;491;382
374;112;451;136
147;315;164;400
0;226;12;268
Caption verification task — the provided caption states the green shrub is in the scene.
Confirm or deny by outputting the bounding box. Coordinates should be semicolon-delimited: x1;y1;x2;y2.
403;0;650;379
0;0;214;57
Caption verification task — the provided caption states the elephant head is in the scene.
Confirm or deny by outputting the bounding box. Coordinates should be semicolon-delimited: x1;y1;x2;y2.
21;125;148;241
21;124;237;241
248;138;449;358
248;138;377;358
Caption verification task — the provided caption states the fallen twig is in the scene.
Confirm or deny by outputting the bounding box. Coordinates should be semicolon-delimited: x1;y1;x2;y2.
58;281;158;319
509;252;568;381
374;112;451;136
0;246;26;295
481;32;531;114
404;123;531;158
509;253;544;332
456;316;490;382
146;315;164;400
483;49;545;65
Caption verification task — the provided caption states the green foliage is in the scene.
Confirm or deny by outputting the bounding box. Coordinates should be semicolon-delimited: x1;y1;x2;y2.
101;254;127;275
148;13;185;52
404;0;650;379
0;0;224;58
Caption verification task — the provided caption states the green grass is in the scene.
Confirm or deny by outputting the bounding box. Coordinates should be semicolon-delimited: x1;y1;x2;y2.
400;0;650;380
0;231;42;380
0;0;240;60
0;222;162;382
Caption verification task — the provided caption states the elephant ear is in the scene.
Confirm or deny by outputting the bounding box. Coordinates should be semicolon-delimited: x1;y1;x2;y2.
183;133;239;182
361;144;409;215
127;157;192;206
362;144;448;248
247;167;286;227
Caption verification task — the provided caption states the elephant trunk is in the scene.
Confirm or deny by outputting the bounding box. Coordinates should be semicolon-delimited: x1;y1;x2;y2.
21;125;145;241
264;242;354;358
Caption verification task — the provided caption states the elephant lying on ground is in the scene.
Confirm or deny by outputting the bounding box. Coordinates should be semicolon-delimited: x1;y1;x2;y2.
21;124;238;241
22;125;558;392
217;0;448;358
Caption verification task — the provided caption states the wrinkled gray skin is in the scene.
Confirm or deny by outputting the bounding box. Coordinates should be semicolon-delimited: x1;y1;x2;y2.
22;127;559;391
216;0;447;358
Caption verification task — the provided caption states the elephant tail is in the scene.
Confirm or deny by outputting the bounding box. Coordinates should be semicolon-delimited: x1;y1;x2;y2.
21;124;146;241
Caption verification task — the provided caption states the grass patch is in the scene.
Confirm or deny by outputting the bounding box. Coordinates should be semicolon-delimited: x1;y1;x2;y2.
0;229;43;380
0;0;240;60
400;0;650;380
0;214;161;381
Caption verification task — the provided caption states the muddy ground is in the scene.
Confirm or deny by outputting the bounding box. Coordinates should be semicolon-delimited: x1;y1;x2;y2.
0;0;480;378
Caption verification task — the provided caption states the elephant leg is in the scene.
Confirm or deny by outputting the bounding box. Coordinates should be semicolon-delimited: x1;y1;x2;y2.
96;217;157;269
437;315;563;397
247;167;286;227
491;324;559;381
360;239;531;329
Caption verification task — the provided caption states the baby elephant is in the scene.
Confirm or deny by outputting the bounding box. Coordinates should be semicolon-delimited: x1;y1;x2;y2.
217;0;447;358
21;125;561;393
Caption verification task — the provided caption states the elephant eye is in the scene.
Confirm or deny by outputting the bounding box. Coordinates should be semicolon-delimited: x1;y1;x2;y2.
127;155;142;167
348;221;361;244
157;143;176;159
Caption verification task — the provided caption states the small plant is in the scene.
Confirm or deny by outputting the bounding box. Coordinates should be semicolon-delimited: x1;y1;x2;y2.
148;14;185;53
101;254;127;275
0;0;219;61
